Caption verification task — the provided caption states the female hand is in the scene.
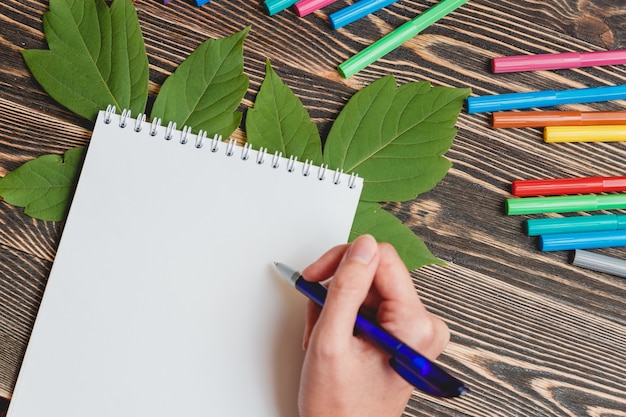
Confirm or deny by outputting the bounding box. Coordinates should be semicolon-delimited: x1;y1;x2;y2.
298;234;450;417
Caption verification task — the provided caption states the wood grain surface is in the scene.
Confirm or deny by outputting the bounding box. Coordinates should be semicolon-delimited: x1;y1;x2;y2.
1;0;625;416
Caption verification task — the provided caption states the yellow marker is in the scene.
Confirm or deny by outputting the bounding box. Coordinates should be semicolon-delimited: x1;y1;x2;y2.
544;125;626;143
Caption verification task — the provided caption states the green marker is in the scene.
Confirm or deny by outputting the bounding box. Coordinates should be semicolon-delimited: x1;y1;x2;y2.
506;194;626;215
338;0;471;78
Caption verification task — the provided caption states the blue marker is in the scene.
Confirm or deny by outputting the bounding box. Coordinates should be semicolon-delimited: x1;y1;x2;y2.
466;85;626;114
330;0;398;29
539;229;626;251
274;262;469;398
195;0;210;5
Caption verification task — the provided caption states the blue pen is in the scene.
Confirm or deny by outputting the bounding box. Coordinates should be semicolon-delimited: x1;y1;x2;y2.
539;229;626;251
274;262;469;398
466;85;626;114
329;0;398;29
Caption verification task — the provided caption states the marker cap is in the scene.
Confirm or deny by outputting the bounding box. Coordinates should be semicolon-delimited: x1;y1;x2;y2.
294;0;336;17
329;0;398;29
265;0;299;15
467;90;558;114
544;125;626;143
539;229;626;251
572;249;626;278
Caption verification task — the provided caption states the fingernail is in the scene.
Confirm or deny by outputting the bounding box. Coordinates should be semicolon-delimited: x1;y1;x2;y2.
346;234;377;265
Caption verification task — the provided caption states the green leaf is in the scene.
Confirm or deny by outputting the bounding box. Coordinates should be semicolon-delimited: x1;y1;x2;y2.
151;27;250;139
324;75;470;202
350;201;444;270
246;60;323;165
0;147;86;221
21;0;149;121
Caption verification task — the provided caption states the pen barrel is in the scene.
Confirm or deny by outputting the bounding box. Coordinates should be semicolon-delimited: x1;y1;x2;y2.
539;229;626;251
354;312;402;356
294;277;328;307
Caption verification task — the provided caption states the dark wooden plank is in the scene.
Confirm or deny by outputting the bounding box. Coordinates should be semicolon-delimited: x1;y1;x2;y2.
0;0;624;415
0;244;50;399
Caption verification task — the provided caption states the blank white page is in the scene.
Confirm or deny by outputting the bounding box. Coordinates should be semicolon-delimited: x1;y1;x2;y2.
8;110;363;417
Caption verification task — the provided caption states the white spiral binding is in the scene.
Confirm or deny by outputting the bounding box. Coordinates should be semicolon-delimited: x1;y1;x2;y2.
104;106;359;189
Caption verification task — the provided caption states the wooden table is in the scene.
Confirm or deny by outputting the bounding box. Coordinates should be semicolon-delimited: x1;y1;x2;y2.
1;1;625;415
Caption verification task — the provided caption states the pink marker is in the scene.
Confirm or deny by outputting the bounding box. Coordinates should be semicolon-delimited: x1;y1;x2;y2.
294;0;337;16
492;50;626;73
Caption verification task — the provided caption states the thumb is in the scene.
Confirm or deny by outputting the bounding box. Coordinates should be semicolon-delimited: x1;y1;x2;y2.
314;235;379;342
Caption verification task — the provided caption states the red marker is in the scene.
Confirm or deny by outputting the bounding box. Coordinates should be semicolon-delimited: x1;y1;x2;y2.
512;176;626;197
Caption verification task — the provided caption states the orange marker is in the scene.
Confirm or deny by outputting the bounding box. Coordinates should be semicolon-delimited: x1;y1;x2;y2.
492;110;626;128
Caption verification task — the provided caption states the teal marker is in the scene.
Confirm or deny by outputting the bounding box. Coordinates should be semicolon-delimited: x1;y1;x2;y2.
265;0;298;15
506;194;626;215
338;0;470;78
526;214;626;236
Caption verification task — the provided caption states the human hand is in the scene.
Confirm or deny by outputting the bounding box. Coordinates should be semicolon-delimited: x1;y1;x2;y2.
298;234;450;417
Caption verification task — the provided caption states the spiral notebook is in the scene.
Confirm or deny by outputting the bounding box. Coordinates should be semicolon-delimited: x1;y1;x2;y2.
8;108;363;417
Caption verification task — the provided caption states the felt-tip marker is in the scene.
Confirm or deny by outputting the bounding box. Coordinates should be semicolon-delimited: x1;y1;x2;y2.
526;214;626;236
506;194;626;215
265;0;299;15
512;176;626;197
330;0;398;29
572;249;626;278
544;125;626;143
294;0;337;17
274;262;469;398
492;50;626;73
539;229;626;251
338;0;470;78
492;110;626;128
466;85;626;114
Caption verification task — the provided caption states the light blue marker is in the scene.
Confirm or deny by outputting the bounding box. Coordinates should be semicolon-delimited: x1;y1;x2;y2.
467;85;626;114
330;0;398;29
